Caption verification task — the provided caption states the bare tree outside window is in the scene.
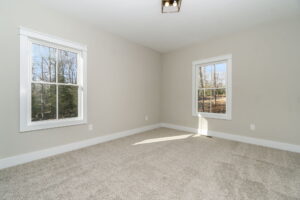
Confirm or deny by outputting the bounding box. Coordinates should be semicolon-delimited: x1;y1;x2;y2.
20;27;87;132
58;49;77;84
198;63;226;114
31;43;78;122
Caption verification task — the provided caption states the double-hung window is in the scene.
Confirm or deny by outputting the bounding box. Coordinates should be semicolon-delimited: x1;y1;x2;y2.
192;55;232;120
20;27;87;132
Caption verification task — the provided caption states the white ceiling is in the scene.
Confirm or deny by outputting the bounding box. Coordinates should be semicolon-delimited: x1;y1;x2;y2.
38;0;300;53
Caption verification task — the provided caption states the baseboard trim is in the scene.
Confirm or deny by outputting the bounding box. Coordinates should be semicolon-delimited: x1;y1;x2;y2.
160;123;200;134
2;123;299;170
160;123;300;153
0;124;160;170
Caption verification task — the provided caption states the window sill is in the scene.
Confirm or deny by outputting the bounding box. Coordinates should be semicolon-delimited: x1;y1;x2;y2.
20;118;87;132
193;112;231;120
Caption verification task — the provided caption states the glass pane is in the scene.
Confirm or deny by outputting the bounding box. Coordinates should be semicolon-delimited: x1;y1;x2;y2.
215;63;226;88
58;85;78;119
198;89;213;113
58;49;78;84
31;83;56;121
211;89;226;113
199;65;214;88
32;43;56;82
198;90;205;112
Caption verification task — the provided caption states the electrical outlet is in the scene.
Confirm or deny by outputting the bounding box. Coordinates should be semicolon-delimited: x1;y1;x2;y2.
145;115;149;121
250;123;256;131
88;124;93;131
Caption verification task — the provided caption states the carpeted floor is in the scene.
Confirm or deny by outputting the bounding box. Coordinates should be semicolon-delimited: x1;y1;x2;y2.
1;128;300;200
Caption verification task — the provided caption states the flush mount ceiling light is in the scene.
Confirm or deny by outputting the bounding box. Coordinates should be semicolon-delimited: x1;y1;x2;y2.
162;0;182;13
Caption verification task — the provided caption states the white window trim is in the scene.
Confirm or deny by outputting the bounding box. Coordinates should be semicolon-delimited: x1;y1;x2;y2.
20;27;87;132
192;54;232;120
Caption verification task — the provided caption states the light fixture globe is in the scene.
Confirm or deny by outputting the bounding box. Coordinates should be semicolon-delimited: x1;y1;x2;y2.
173;0;177;7
162;0;182;13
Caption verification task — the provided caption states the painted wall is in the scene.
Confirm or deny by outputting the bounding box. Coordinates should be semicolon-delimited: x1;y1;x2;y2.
1;0;299;160
161;18;300;145
0;0;161;158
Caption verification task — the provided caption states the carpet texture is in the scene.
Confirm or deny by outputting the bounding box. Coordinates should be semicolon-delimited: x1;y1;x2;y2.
1;128;300;200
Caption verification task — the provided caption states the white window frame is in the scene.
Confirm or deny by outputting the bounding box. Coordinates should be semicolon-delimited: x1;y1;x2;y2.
20;27;87;132
192;54;232;120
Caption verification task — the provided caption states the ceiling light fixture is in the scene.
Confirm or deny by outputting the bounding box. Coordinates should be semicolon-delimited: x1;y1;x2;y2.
173;0;177;7
162;0;182;13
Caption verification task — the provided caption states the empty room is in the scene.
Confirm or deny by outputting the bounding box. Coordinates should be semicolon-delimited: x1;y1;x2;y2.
0;0;300;199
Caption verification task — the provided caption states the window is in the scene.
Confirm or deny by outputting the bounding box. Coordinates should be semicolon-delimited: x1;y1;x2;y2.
20;27;87;132
192;55;232;120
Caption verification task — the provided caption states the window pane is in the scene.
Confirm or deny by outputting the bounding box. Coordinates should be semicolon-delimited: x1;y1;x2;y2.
215;63;226;88
211;89;226;113
198;89;213;113
58;49;78;84
32;43;56;82
199;65;214;88
198;90;205;112
58;85;78;119
31;83;56;121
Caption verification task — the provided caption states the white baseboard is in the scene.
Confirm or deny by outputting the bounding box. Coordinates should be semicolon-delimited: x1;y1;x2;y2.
0;124;160;170
1;123;299;170
160;123;200;134
160;123;300;153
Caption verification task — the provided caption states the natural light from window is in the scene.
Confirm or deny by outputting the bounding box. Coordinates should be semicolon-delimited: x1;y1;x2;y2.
133;134;193;145
20;27;87;132
192;55;232;120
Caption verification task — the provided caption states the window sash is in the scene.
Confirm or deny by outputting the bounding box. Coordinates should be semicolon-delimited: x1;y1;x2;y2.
196;64;228;116
192;55;232;120
29;40;82;123
20;27;87;132
31;81;80;87
198;88;226;90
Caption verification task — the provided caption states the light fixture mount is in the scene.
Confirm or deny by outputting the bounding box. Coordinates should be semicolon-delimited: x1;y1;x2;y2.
162;0;182;13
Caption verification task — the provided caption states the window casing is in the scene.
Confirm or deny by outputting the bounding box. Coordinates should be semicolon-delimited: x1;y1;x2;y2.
20;27;87;132
192;55;232;120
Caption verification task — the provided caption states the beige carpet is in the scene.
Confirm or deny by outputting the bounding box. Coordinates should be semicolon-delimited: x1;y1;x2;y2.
1;128;300;200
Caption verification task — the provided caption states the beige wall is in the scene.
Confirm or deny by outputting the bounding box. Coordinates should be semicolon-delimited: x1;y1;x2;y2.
161;18;300;145
0;0;161;159
1;0;299;160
